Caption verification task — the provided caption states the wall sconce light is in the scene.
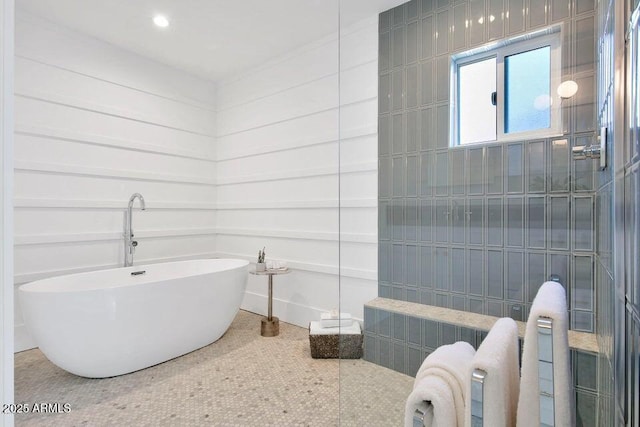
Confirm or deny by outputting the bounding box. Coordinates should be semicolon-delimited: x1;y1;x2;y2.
557;80;578;98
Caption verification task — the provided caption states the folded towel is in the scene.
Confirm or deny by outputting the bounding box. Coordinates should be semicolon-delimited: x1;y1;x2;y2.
405;341;475;427
309;320;361;335
321;311;352;321
405;375;456;427
465;318;520;427
320;318;354;328
516;281;574;427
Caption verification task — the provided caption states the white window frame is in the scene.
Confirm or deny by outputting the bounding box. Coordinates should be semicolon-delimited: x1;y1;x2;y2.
451;25;563;147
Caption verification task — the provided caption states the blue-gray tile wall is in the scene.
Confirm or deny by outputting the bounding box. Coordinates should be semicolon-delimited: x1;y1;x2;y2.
378;0;598;332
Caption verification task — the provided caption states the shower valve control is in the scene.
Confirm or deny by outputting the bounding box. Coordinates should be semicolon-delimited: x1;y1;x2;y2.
572;127;607;170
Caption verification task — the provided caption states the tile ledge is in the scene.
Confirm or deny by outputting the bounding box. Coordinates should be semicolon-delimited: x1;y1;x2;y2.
365;297;599;354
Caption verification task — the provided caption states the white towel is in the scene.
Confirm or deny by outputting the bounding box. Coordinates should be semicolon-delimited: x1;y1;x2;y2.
320;312;353;328
516;281;574;427
405;341;476;427
309;320;361;335
465;317;520;427
405;375;456;427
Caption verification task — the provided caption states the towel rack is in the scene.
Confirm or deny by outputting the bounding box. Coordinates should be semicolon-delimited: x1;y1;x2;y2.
537;316;555;427
470;368;486;426
412;403;428;427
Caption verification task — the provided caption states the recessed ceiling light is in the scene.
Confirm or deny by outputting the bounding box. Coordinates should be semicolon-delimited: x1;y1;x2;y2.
153;15;169;28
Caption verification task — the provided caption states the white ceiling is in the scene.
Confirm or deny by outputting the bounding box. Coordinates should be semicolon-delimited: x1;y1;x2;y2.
17;0;406;82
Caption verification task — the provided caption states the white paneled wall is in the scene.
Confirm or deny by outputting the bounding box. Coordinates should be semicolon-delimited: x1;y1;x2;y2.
13;13;217;351
216;17;378;327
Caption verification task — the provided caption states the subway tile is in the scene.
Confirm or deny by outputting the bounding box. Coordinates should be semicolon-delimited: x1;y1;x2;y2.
507;143;524;193
435;199;449;242
527;140;546;192
420;108;434;151
379;73;391;113
469;298;484;314
527;252;546;303
407;156;418;198
574;196;594;251
575;391;597;427
451;248;466;293
507;0;525;35
392;27;405;68
550;139;570;191
379;30;391;73
441;323;457;345
377;309;391;336
406;110;419;152
406;199;418;241
421;16;434;59
406;66;419;109
392;286;406;301
452;4;467;50
406;288;418;302
548;253;569;289
406;244;419;286
420;199;433;242
572;135;595;191
380;10;392;33
575;16;595;74
452;295;466;310
420;289;434;304
392;243;404;284
393;5;405;26
364;308;375;333
392;200;404;240
551;0;569;22
392;113;404;155
549;196;570;250
392;69;404;111
527;0;547;29
507;197;524;247
379;115;391;156
407;21;419;66
468;147;484;195
364;334;376;363
392;157;405;198
488;0;505;40
408;316;422;346
528;196;546;249
379;242;391;283
407;0;419;21
379;201;390;240
575;0;595;15
420;152;433;196
451;199;466;244
575;350;598;392
487;145;504;194
468;249;485;296
573;255;593;310
435;151;449;195
435;247;450;290
393;313;407;341
460;327;476;347
451;149;465;194
420;61;434;105
421;0;434;15
508;303;524;321
436;57;449;102
469;0;486;45
436;104;449;148
467;198;484;245
437;0;451;9
487;250;504;298
379;157;391;198
380;339;392;368
408;346;423;377
379;284;392;298
420;246;433;288
423;319;439;348
487;300;504;317
487;197;504;246
574;74;595;133
506;251;524;301
436;10;449;55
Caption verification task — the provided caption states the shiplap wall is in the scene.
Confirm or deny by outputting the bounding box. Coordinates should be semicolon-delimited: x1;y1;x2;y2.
14;12;218;351
216;17;378;327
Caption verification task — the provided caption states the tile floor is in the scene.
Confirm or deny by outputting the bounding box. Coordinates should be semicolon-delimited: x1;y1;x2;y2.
14;310;413;426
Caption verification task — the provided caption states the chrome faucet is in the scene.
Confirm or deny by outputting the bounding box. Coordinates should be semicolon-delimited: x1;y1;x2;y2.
124;193;146;267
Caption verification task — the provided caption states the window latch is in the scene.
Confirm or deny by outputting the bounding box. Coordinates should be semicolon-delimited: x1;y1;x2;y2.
491;91;497;106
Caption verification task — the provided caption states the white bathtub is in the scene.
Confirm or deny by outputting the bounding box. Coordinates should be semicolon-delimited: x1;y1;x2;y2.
19;258;249;378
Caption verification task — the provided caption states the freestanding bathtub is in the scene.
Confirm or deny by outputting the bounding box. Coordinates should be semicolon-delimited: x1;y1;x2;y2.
19;258;249;378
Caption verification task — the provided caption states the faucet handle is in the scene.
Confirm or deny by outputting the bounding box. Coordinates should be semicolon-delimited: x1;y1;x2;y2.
132;241;138;247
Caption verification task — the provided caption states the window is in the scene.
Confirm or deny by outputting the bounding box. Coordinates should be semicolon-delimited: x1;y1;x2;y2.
452;26;562;146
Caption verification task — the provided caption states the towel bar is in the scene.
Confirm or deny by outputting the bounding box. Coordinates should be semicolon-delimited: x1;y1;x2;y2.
537;317;555;427
470;368;486;426
412;403;428;427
